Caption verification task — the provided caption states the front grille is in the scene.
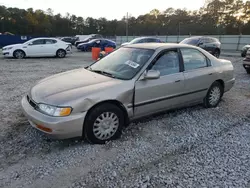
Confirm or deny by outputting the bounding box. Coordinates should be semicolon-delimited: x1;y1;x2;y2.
27;95;37;108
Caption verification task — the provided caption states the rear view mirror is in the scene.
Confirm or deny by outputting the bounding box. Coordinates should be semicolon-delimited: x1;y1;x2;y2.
143;70;160;80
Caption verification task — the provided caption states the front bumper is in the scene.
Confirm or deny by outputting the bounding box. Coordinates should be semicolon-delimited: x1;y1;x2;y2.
2;50;13;57
243;61;250;70
21;96;87;139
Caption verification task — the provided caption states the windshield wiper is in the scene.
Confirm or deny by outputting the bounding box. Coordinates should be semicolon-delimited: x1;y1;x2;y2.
90;69;116;78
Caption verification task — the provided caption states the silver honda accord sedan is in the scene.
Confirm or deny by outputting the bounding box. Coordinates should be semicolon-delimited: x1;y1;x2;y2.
21;43;235;144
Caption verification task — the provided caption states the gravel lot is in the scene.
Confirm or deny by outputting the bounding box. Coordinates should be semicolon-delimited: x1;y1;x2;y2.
0;51;250;188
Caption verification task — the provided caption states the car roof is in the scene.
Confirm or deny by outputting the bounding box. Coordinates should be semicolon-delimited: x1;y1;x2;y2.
124;43;198;50
188;36;218;40
31;37;58;40
133;37;160;40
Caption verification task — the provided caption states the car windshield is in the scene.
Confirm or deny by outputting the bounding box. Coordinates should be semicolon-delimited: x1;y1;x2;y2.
88;47;155;80
23;39;33;45
180;38;200;45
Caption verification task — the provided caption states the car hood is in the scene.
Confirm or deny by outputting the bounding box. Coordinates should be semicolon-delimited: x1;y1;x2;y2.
3;44;22;48
30;68;122;105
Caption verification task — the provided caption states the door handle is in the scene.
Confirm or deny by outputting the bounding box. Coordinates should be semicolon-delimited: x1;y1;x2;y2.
208;73;213;75
175;80;181;83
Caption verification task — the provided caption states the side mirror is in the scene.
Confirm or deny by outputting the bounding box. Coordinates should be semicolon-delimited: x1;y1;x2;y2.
143;70;160;80
28;43;32;46
198;42;203;46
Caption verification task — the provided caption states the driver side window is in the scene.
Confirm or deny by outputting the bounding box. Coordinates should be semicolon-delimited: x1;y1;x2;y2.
31;39;45;45
149;50;180;76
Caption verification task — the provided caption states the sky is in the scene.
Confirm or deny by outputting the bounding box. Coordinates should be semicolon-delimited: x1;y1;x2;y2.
0;0;206;20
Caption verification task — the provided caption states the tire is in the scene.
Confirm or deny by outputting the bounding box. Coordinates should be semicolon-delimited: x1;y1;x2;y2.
203;81;223;108
213;49;220;58
246;69;250;74
85;46;91;52
84;103;124;144
56;49;66;58
13;50;25;59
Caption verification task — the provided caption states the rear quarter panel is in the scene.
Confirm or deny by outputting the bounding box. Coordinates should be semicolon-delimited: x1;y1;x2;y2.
212;59;235;92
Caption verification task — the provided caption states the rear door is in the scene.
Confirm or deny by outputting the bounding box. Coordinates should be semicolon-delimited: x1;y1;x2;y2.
203;37;215;53
180;48;217;103
134;49;186;117
44;39;58;55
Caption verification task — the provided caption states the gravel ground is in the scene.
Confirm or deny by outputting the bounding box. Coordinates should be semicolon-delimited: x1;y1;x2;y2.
0;52;250;188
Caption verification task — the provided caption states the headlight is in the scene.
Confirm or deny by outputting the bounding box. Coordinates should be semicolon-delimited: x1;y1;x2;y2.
38;103;72;117
4;47;13;50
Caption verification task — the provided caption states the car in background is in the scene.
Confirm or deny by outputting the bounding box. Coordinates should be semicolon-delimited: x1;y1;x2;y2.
2;38;72;59
241;44;250;57
75;34;103;47
243;49;250;74
61;37;78;45
78;39;116;51
180;36;221;58
121;37;163;46
21;43;235;144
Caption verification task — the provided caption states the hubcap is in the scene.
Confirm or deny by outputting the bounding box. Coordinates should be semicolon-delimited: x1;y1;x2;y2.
93;112;119;140
58;51;65;57
209;86;221;106
15;51;24;59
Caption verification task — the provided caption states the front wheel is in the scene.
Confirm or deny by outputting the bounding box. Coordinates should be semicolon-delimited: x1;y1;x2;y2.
84;103;124;144
203;81;223;108
13;50;25;59
56;49;66;58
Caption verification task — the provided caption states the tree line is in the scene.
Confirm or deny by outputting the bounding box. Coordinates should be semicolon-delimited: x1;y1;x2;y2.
0;0;249;36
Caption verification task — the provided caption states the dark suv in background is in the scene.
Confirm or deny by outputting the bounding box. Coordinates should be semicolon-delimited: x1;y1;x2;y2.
180;36;221;58
241;44;250;57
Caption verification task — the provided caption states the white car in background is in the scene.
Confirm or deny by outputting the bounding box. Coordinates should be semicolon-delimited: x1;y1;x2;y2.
2;38;72;59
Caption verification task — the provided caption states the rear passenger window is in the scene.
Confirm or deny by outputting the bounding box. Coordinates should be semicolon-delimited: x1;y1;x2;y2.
150;50;180;76
45;39;57;44
181;48;208;71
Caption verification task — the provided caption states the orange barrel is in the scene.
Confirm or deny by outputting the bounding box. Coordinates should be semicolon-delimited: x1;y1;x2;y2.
92;47;101;60
105;47;114;53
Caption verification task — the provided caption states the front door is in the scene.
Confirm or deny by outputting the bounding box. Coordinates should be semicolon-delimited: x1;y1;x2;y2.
134;49;186;117
180;48;217;102
26;39;45;56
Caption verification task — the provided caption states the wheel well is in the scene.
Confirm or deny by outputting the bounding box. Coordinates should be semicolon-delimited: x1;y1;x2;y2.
215;79;224;91
57;49;66;53
13;49;26;57
83;100;130;129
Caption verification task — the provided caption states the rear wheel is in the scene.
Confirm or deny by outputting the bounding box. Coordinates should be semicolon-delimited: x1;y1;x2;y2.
84;103;124;144
13;50;25;59
203;81;223;108
56;49;66;58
